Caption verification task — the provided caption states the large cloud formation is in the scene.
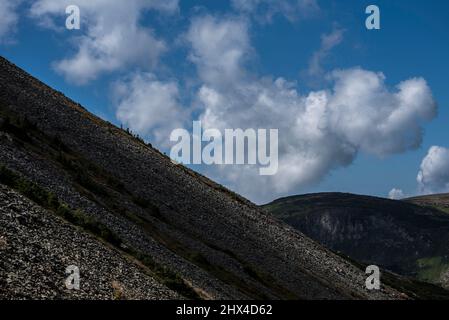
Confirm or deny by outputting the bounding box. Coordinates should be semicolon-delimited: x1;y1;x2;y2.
417;146;449;194
29;0;179;84
185;15;437;202
21;1;439;203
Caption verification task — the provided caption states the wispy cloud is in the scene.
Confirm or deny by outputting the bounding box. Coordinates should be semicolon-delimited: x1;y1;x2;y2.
0;0;21;43
231;0;319;23
29;0;179;84
306;25;345;81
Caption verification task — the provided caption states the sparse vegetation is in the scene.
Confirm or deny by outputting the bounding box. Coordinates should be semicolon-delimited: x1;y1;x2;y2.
129;250;200;300
0;163;200;299
132;196;149;208
56;151;110;197
0;110;202;298
188;252;212;267
417;256;449;284
1;105;279;299
265;192;449;292
111;281;126;300
334;251;449;300
0;113;35;142
0;164;121;246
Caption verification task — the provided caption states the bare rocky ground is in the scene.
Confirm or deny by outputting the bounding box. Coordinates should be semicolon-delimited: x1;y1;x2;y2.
0;184;180;300
0;56;410;300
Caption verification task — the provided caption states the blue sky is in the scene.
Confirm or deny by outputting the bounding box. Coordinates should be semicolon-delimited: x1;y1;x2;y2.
1;0;448;204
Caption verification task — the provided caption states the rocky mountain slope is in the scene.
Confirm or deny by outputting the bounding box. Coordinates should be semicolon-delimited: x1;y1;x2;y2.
0;184;180;300
0;55;440;300
264;193;449;290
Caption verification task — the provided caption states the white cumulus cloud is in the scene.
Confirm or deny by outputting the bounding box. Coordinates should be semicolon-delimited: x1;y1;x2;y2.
417;146;449;194
185;15;250;88
113;72;187;146
185;14;437;203
29;0;179;84
389;188;405;200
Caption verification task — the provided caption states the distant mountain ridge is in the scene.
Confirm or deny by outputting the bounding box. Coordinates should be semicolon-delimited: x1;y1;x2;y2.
0;55;423;299
406;193;449;214
264;192;449;289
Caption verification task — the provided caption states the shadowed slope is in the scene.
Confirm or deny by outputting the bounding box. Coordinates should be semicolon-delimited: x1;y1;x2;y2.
264;193;449;289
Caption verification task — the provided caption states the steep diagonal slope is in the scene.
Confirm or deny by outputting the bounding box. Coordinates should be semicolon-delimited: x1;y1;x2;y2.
0;56;404;299
0;184;180;300
264;193;449;289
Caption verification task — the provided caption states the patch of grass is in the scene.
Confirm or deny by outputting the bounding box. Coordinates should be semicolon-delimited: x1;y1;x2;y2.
242;265;264;282
432;206;449;214
56;151;110;197
0;107;116;202
50;135;70;153
416;256;449;284
382;269;449;300
188;252;212;267
130;250;200;300
200;241;298;299
0;164;121;246
131;196;150;208
334;251;449;300
0;114;34;143
105;175;126;193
